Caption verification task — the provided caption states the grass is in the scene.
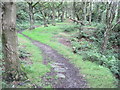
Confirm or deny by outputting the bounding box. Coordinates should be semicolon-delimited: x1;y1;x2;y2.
22;23;117;88
18;34;51;88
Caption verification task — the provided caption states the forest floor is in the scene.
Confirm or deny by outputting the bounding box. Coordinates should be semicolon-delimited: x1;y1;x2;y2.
20;33;88;88
17;22;117;88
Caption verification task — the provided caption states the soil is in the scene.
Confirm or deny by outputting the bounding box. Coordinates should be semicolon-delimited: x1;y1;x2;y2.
58;37;71;47
20;32;88;88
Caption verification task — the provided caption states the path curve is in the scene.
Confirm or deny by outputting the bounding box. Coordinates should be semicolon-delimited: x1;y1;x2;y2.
20;33;88;88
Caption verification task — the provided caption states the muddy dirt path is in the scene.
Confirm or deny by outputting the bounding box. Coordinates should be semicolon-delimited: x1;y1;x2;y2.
20;33;88;88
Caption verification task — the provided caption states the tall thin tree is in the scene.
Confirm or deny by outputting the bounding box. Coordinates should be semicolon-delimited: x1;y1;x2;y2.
27;2;39;30
102;2;120;52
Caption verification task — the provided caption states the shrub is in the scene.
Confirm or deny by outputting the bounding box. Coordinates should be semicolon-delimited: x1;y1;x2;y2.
71;38;120;78
110;24;120;47
81;50;120;76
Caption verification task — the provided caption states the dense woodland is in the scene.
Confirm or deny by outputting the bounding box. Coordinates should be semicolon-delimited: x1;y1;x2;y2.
0;0;120;88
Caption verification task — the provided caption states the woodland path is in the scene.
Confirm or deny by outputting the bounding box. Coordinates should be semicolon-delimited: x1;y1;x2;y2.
20;32;88;88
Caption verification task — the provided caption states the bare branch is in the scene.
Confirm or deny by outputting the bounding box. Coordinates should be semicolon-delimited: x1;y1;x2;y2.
32;2;39;8
112;19;120;30
69;17;85;25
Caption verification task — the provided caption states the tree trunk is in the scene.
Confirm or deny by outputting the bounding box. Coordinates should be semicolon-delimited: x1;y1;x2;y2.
2;2;22;81
89;2;92;24
83;2;87;22
102;2;117;52
102;3;111;52
68;2;74;18
102;27;110;52
117;2;120;22
65;11;68;18
57;10;61;19
42;11;48;27
76;13;80;21
51;6;56;26
0;3;2;38
61;10;64;22
65;5;68;18
96;4;100;22
28;3;35;30
73;2;76;19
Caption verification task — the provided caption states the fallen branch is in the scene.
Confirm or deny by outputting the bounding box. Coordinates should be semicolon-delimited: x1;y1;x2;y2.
68;17;85;25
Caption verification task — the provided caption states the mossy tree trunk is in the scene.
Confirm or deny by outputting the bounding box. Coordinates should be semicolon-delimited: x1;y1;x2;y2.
28;2;35;30
117;2;120;22
0;2;2;38
61;10;64;22
89;2;92;24
2;2;22;81
83;2;87;22
27;2;39;30
41;11;48;27
51;3;56;26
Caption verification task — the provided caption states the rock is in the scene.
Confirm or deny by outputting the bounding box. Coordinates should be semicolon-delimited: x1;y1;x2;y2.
50;64;60;68
54;63;64;66
56;73;65;79
54;67;66;72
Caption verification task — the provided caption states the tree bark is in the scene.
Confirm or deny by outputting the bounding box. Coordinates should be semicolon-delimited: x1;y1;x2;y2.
102;2;117;52
73;2;76;19
61;10;64;22
2;2;21;81
28;3;35;30
76;13;81;21
68;2;74;19
51;3;56;26
89;2;92;24
117;2;120;22
0;3;2;38
57;10;61;19
27;2;39;30
96;4;100;22
83;2;87;22
65;4;68;18
102;3;111;52
102;27;110;52
41;11;48;27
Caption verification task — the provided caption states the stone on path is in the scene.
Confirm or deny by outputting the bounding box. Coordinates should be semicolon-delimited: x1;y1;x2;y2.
54;63;64;66
50;64;60;68
54;67;66;72
56;73;66;79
